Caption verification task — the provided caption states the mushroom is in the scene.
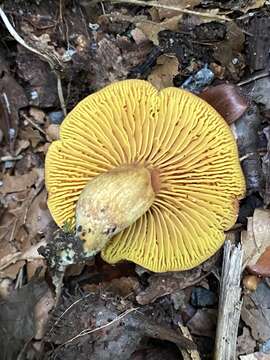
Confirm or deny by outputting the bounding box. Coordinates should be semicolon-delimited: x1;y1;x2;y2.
45;80;245;272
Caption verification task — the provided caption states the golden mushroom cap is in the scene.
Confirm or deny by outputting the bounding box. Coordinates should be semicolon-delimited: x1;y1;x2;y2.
45;79;245;272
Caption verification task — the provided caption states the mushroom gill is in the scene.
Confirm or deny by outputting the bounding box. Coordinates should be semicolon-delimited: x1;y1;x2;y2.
45;80;245;272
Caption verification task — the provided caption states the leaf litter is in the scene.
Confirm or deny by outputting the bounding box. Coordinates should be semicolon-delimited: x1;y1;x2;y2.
0;0;270;359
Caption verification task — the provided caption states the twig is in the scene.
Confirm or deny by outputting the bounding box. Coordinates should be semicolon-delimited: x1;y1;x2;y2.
0;240;46;271
0;7;67;116
237;71;270;86
214;241;243;360
110;0;231;22
0;155;23;162
178;323;201;360
62;307;138;346
21;112;46;135
48;292;94;334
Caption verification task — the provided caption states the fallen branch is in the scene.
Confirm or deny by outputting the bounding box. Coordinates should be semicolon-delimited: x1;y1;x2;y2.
214;241;243;360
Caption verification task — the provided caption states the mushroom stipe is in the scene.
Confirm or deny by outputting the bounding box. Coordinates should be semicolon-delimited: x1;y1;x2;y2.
45;80;245;272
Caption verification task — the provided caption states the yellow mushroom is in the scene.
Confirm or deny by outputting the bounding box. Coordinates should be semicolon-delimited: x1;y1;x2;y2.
45;80;245;272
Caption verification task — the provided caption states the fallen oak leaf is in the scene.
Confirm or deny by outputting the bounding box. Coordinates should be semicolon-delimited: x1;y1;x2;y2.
241;209;270;275
0;169;40;195
136;15;182;45
148;54;179;89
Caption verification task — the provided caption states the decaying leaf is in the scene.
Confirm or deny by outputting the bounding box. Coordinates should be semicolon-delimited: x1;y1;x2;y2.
241;0;266;13
241;209;270;273
34;288;55;340
213;22;245;80
136;16;182;45
20;127;44;148
0;169;41;195
0;280;48;358
136;268;202;305
187;309;217;337
148;54;179;89
241;281;270;342
155;0;201;19
25;189;53;240
237;327;256;356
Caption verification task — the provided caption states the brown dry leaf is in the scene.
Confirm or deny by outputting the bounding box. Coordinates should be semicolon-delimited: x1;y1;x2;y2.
2;261;26;280
136;15;182;45
241;209;270;271
248;246;270;277
29;107;46;125
237;327;256;356
241;281;270;342
20;127;44;148
15;139;30;156
241;0;266;13
0;169;41;195
34;288;55;340
213;22;245;80
46;124;60;141
27;259;46;281
148;54;179;90
136;268;202;305
187;309;217;337
156;0;201;19
25;189;53;239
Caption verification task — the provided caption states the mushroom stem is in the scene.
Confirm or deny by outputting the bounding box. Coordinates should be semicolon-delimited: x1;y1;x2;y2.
75;166;157;255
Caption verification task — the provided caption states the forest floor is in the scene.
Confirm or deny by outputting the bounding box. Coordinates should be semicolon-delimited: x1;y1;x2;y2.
0;0;270;359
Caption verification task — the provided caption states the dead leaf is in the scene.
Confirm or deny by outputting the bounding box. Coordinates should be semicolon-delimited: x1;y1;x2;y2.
34;288;55;340
213;22;245;80
0;280;48;359
136;268;202;305
25;189;53;239
241;281;270;342
248;247;270;277
148;54;179;90
46;124;60;141
20;127;44;148
241;0;266;13
29;107;46;125
2;261;26;280
237;327;256;356
187;309;217;337
156;0;201;19
0;169;41;195
137;16;182;45
15;139;30;156
241;209;270;271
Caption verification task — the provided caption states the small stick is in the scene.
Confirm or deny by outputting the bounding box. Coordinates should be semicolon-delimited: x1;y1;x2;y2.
0;155;23;162
237;71;269;86
110;0;231;22
214;241;243;360
21;112;46;135
178;323;201;360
